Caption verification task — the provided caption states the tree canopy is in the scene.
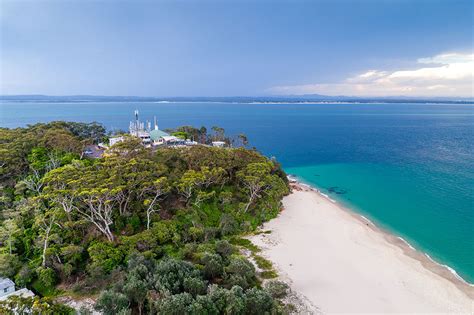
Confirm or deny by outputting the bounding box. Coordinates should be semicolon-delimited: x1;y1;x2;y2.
0;122;290;314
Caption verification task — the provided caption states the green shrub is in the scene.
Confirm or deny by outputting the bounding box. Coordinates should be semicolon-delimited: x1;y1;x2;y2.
88;241;124;273
60;245;84;265
201;252;224;279
154;292;194;315
253;255;273;270
215;240;234;258
14;265;33;287
0;253;20;278
0;296;75;314
36;266;57;288
219;214;238;236
259;270;278;279
183;277;207;296
151;221;177;244
155;259;202;294
264;280;289;299
128;214;141;232
95;290;130;315
188;226;205;242
188;295;220;314
208;285;246;314
225;257;256;289
244;287;275;314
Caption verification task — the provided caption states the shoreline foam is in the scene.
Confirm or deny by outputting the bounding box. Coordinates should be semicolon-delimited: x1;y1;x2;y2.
251;178;473;313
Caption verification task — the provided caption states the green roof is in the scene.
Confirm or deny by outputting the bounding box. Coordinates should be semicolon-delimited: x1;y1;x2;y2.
149;129;170;140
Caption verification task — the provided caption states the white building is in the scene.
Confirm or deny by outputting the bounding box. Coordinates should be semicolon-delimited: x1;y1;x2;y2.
108;110;202;148
0;277;34;301
212;141;226;148
0;278;15;297
109;136;124;147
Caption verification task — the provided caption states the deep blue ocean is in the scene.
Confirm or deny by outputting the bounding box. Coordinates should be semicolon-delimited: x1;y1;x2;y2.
1;101;473;282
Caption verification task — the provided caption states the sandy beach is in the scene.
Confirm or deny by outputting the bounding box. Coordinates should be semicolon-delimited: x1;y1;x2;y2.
250;182;473;314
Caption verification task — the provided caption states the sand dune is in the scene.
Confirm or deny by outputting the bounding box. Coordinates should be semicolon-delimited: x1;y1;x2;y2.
250;185;473;314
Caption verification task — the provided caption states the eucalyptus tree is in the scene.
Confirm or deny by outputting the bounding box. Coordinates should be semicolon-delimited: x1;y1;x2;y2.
43;161;123;242
177;170;206;203
35;210;59;268
141;176;170;230
237;162;273;213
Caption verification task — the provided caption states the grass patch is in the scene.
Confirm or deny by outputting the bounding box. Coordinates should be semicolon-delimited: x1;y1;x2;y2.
253;254;273;270
229;237;260;253
255;230;272;235
259;270;278;279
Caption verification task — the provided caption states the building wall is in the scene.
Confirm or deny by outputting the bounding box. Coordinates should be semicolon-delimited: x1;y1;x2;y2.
0;285;15;297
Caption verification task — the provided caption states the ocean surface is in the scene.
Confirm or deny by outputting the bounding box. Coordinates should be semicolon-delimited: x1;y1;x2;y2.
1;101;473;282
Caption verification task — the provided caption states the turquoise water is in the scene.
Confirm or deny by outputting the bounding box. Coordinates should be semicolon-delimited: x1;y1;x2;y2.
286;163;474;283
1;101;473;282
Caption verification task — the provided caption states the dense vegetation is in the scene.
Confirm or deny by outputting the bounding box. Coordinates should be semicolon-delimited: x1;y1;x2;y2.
0;122;290;314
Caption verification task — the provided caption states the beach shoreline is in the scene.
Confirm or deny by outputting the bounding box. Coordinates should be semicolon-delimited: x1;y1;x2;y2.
250;178;473;313
293;178;474;294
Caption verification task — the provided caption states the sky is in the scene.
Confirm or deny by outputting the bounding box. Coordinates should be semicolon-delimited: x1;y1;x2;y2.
0;0;472;97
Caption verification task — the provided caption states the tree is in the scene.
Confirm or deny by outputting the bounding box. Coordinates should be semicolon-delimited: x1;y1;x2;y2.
200;166;226;188
1;123;292;314
108;136;144;157
238;134;249;147
122;274;148;315
0;219;20;255
225;257;256;290
264;280;289;299
36;266;57;288
42;166;78;221
64;121;106;143
244;287;275;314
207;285;246;315
199;126;208;143
215;240;234;258
177;170;205;203
35;211;59;267
193;191;215;208
154;292;194;315
95;290;130;315
75;165;124;242
0;253;20;278
88;241;124;273
237;162;273;212
43;162;123;242
201;252;224;280
154;259;202;295
211;126;225;141
141;177;170;230
41;128;82;154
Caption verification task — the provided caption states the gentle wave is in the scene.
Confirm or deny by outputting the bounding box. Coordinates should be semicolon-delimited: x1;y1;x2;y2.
397;237;416;251
424;253;474;287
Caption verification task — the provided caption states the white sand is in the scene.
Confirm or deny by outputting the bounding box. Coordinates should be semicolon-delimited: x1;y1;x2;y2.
251;186;473;314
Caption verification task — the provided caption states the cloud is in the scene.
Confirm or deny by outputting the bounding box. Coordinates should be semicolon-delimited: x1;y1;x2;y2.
268;52;474;97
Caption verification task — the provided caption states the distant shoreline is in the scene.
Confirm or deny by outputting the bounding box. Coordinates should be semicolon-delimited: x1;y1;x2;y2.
3;100;474;105
1;95;473;105
250;178;473;313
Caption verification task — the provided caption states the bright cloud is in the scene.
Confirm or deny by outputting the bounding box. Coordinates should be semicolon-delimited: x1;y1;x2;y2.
268;52;474;97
